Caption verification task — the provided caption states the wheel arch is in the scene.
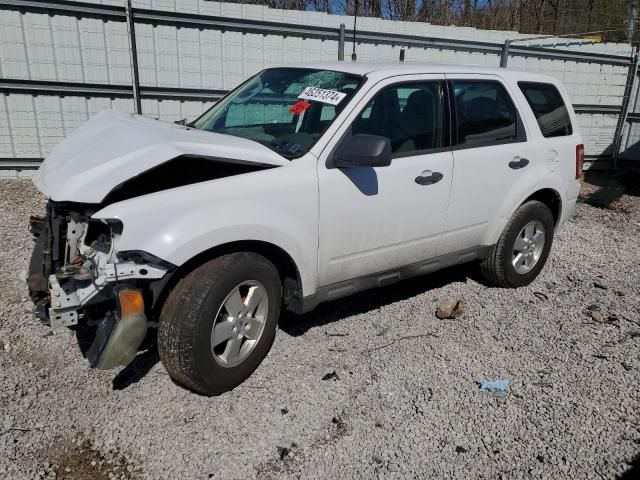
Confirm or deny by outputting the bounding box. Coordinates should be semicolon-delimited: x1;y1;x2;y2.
521;187;562;226
485;184;564;247
149;240;304;320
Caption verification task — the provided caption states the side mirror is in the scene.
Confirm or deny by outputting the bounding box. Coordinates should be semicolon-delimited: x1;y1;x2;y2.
333;134;392;168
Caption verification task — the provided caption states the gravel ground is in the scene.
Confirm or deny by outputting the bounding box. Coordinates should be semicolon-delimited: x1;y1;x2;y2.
1;177;640;480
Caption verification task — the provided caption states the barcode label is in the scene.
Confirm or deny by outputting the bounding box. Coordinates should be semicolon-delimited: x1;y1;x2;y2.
298;87;347;105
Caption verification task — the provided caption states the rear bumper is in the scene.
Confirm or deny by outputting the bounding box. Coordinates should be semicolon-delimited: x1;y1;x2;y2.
558;179;581;228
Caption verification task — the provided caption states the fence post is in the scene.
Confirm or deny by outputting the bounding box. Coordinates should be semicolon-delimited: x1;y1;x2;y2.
125;0;142;114
500;39;510;68
612;45;639;170
338;24;345;61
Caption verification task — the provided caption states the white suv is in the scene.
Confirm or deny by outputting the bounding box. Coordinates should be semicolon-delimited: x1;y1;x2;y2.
28;62;583;395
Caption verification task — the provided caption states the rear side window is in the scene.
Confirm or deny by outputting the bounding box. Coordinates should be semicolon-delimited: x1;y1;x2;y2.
451;80;521;147
518;82;573;137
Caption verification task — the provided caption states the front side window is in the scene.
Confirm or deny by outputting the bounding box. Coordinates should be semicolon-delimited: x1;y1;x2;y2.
350;82;444;156
452;80;520;146
518;82;573;138
193;68;362;159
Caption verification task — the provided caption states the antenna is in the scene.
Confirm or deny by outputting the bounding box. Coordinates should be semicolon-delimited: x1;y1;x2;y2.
351;0;358;61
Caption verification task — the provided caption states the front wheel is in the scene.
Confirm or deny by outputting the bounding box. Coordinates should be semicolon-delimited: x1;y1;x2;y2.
158;252;282;395
480;200;555;288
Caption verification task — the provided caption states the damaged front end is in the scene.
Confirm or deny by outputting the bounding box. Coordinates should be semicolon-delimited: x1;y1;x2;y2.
28;201;173;369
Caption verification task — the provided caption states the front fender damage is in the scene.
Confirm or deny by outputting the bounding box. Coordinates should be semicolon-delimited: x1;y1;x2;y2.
29;201;175;370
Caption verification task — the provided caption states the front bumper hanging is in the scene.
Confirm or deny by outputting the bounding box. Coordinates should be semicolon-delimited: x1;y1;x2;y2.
27;205;172;369
87;287;148;369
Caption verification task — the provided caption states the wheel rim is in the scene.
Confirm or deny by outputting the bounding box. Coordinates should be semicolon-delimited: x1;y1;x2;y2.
512;220;546;275
210;280;269;368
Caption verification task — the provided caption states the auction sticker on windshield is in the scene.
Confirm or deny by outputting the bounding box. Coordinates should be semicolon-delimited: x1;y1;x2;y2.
298;87;347;105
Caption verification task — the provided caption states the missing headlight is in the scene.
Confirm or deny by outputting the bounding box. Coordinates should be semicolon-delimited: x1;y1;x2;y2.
84;220;121;254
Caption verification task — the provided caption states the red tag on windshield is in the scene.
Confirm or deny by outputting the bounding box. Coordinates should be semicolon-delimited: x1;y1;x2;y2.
289;100;311;115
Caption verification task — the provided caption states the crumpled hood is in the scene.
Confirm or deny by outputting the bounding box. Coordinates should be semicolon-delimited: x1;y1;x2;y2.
33;111;289;203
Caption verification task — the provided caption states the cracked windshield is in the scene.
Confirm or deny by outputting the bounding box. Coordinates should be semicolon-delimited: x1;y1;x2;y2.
193;68;362;158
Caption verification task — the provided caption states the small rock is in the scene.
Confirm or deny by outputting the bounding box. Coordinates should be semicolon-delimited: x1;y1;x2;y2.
322;371;340;381
593;281;608;290
276;446;290;460
376;326;390;336
388;463;400;472
590;310;605;323
280;407;288;415
614;290;626;296
455;446;468;453
587;303;601;312
436;298;464;319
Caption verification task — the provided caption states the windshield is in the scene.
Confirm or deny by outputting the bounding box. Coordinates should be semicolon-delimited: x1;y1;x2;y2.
192;68;362;159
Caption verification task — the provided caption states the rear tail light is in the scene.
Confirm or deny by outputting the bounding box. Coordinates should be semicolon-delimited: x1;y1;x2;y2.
575;144;584;180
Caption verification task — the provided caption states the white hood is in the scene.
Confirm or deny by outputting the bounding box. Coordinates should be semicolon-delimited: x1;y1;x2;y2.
33;111;289;203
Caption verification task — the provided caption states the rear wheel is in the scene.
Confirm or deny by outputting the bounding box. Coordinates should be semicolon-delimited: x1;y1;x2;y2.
158;252;281;395
480;200;554;288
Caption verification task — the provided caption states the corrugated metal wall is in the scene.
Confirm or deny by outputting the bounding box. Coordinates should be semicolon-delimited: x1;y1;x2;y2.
0;0;635;165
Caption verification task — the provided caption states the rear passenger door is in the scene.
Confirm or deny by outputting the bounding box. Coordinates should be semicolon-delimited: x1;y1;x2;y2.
442;75;538;253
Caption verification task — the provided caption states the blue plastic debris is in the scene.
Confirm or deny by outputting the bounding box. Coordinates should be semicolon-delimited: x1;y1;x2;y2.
478;379;510;392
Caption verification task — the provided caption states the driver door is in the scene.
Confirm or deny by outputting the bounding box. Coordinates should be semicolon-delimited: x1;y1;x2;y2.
317;75;454;287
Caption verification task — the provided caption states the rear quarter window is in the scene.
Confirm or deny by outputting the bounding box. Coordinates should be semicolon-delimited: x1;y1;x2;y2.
518;82;573;138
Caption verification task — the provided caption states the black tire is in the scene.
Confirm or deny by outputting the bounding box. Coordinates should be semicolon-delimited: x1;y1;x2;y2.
158;252;282;395
480;200;555;288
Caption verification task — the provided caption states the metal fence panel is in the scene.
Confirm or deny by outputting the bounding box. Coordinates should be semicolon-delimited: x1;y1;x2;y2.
0;0;637;167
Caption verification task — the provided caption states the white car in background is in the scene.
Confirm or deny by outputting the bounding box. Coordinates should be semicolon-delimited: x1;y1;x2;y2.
28;62;583;395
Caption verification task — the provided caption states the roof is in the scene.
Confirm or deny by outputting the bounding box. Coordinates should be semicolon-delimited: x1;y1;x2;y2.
286;61;558;84
299;61;498;75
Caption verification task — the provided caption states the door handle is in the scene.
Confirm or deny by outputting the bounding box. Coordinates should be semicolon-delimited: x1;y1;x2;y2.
509;157;530;170
415;170;443;186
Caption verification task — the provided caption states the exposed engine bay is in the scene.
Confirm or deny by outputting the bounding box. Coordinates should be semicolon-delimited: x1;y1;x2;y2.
28;201;172;369
26;110;287;372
